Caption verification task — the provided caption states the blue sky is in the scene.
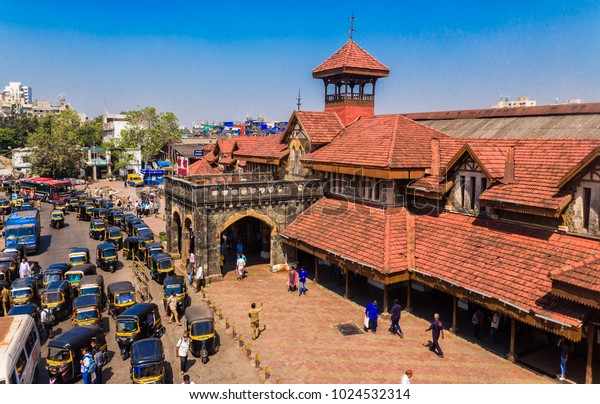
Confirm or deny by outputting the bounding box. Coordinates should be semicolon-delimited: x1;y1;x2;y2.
1;1;599;127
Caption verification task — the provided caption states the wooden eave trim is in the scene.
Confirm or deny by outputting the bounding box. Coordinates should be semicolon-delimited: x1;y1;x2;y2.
302;162;425;179
479;199;562;218
312;67;389;79
551;281;600;310
442;144;495;181
234;156;281;165
411;271;584;342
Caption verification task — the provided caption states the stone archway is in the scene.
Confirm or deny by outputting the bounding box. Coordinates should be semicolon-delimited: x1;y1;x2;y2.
183;215;194;260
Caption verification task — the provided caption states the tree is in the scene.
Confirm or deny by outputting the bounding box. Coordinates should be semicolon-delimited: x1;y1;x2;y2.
26;110;85;178
76;116;102;147
0;114;38;150
120;107;180;162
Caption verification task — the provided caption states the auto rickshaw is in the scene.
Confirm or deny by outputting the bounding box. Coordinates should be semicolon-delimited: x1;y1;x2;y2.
65;197;79;212
130;338;166;384
105;226;123;249
68;247;90;267
133;223;152;237
149;253;174;284
119;212;135;229
106;208;124;227
101;200;114;210
0;198;11;215
92;207;108;223
0;264;14;286
96;242;118;273
71;295;102;327
0;251;19;281
10;277;40;306
89;218;107;240
115;303;164;360
123;235;152;261
46;326;107;384
184;304;217;363
42;263;70;287
52;200;66;212
65;263;96;295
145;242;164;268
50;210;65;229
41;280;74;320
162;275;190;314
77;204;93;221
91;197;103;208
125;217;144;236
78;274;106;309
107;281;136;318
11;198;24;210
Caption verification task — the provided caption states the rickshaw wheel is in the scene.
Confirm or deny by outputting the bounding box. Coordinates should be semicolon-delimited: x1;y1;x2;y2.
121;352;127;360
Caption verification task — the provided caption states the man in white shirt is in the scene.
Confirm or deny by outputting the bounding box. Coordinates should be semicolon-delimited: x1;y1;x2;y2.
400;369;413;384
236;253;246;281
176;332;191;375
194;264;204;293
19;258;30;278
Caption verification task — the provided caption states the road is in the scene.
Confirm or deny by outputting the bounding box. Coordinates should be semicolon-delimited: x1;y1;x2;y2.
29;202;261;384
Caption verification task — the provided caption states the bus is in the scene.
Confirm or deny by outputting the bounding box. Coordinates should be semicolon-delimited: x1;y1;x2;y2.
4;209;41;254
19;177;73;201
141;168;165;186
0;315;41;384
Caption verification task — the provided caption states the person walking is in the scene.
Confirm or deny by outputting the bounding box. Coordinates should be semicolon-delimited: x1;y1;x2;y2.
194;264;204;293
248;302;263;340
472;308;484;341
365;299;379;333
181;374;195;384
40;306;54;338
167;291;181;325
298;266;308;296
176;331;191;375
236;253;246;281
19;258;31;278
425;313;445;358
189;251;195;272
287;266;298;292
1;285;10;316
400;370;413;384
558;337;571;381
389;299;404;338
490;312;500;344
80;347;95;384
92;343;104;384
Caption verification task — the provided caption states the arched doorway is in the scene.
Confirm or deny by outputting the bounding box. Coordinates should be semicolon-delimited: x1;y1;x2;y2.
183;216;194;260
172;211;182;256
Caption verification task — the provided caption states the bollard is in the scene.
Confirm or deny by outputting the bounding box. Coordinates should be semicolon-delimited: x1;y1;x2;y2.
218;309;223;320
265;366;270;380
255;353;260;368
232;325;236;338
246;344;251;357
239;335;244;347
225;317;230;329
276;379;281;384
206;295;211;303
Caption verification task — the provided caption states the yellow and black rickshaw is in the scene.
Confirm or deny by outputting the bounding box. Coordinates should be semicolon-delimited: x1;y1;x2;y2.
123;235;152;261
96;242;118;273
52;200;66;212
0;251;19;281
107;281;136;318
10;277;40;306
65;197;79;212
42;263;70;287
0;265;14;285
89;218;107;240
120;213;135;231
150;253;174;285
105;226;123;249
145;242;164;268
162;275;190;314
78;274;105;308
77;204;94;221
125;217;143;236
41;280;74;320
68;247;90;267
11;198;24;210
46;326;107;384
71;295;102;327
0;198;11;215
65;263;96;295
185;304;217;363
115;303;164;360
130;338;166;384
106;208;124;227
50;210;65;229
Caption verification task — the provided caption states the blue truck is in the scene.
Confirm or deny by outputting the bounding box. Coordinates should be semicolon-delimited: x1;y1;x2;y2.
141;168;165;186
3;209;41;254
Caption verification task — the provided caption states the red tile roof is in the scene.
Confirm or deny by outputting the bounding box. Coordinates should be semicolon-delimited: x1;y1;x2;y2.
303;114;451;169
281;197;407;275
414;212;599;327
313;40;389;76
234;134;288;160
551;259;600;294
289;111;344;145
188;155;219;175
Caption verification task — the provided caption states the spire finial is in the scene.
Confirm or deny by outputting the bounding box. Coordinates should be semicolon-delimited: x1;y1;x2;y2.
348;12;356;40
296;89;302;111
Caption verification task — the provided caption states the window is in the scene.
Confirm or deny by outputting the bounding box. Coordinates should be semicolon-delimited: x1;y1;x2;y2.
470;177;476;210
25;330;37;356
583;187;591;230
15;349;27;378
460;176;466;207
481;177;487;192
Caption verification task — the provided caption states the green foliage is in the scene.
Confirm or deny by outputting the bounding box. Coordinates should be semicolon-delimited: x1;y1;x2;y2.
26;110;85;178
76;116;103;147
120;107;180;161
0;114;39;150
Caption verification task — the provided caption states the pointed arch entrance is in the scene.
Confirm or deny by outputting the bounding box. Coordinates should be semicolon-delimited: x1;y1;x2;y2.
172;210;182;256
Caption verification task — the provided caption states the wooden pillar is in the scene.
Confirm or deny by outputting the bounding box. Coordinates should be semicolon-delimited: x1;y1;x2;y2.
586;324;596;384
451;296;458;334
314;255;319;284
406;279;412;313
344;269;350;299
507;318;516;362
383;283;389;314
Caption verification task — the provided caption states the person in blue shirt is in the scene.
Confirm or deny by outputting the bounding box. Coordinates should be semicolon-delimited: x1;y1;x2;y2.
365;300;379;333
298;266;308;296
425;313;445;358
